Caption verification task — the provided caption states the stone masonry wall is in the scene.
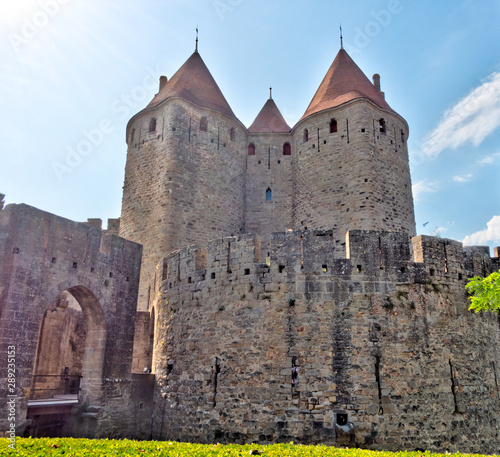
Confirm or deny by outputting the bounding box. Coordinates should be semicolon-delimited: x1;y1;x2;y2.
150;231;500;453
245;132;293;257
120;98;248;311
0;203;142;437
292;100;415;237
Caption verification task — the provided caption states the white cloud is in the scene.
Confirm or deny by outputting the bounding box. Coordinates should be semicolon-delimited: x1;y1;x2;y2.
478;152;500;165
453;174;473;183
462;215;500;246
421;72;500;158
412;179;439;201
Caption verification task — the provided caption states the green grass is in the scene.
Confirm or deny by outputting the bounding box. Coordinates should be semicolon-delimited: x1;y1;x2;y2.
0;438;496;457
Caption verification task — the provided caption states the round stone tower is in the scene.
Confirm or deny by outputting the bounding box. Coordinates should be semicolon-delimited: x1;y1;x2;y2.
120;49;247;310
292;48;416;237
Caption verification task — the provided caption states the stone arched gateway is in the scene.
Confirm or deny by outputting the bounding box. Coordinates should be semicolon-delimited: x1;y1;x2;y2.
0;203;147;438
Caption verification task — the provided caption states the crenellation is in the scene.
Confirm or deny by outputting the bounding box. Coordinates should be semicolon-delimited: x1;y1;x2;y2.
463;246;494;278
149;229;500;451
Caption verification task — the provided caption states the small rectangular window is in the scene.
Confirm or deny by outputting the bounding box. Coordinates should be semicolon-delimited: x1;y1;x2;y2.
200;116;208;132
149;118;157;133
330;119;337;133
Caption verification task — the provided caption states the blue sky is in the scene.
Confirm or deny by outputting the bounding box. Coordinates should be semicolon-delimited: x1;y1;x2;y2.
1;0;499;253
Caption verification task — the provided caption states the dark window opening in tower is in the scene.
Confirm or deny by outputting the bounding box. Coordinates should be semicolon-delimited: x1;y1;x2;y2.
330;119;338;133
149;118;157;133
200;116;208;132
283;142;291;155
266;187;272;202
130;128;135;143
303;128;309;142
379;118;386;133
401;129;405;143
230;127;235;141
248;143;255;155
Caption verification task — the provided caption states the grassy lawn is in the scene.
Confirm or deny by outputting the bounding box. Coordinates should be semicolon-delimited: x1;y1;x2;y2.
1;438;497;457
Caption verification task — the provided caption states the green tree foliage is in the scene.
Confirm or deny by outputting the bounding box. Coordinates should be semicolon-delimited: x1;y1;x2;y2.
466;271;500;314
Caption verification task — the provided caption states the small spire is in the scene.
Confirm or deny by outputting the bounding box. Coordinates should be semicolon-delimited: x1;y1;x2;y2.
195;27;199;52
269;86;272;99
340;24;343;49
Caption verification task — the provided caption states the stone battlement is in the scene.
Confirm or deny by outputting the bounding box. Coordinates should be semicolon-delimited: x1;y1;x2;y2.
149;231;499;302
147;230;500;451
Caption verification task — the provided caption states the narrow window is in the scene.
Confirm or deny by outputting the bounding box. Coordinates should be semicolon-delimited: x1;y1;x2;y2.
149;118;157;133
130;128;135;143
303;128;309;142
200;116;208;132
248;143;255;155
291;358;298;387
283;142;291;155
230;127;235;141
266;187;272;202
401;129;405;143
379;118;386;133
330;119;337;133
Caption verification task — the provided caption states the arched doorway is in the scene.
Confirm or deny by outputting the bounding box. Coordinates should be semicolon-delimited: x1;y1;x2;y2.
31;291;86;401
27;286;107;436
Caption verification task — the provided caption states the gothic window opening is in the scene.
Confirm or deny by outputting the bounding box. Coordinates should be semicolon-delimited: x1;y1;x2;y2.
266;187;272;202
230;127;235;141
248;143;255;155
330;119;338;133
379;118;386;133
200;116;208;132
283;142;291;155
303;128;309;142
149;118;157;133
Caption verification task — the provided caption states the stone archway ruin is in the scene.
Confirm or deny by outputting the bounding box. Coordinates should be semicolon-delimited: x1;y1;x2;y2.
31;287;107;406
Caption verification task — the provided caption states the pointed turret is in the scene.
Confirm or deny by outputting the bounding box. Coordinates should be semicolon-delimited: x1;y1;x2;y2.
300;48;392;121
248;95;291;133
146;51;236;119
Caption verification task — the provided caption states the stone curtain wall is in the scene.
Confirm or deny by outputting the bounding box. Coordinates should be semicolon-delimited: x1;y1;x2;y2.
245;132;294;257
0;204;142;437
151;230;500;453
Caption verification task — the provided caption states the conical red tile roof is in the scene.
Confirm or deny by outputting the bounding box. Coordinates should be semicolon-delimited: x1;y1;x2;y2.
300;49;393;121
249;97;291;133
146;51;236;119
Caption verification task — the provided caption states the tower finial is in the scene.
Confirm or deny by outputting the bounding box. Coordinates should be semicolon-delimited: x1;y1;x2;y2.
270;86;272;99
195;27;199;52
340;24;343;49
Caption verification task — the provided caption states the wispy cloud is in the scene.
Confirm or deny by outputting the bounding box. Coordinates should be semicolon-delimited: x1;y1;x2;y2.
421;72;500;158
453;174;473;183
462;215;500;246
478;152;500;165
412;179;440;201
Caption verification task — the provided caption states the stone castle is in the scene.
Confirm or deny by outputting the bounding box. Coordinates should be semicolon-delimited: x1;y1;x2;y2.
1;40;499;453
